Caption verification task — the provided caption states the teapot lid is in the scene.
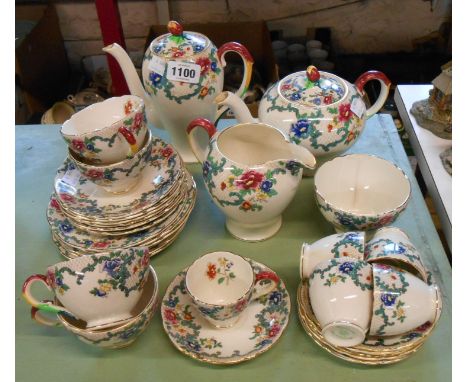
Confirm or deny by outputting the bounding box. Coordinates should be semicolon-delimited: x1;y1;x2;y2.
278;66;347;107
151;21;210;59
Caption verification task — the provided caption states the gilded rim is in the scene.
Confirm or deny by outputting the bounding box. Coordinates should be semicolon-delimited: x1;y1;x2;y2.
160;260;291;365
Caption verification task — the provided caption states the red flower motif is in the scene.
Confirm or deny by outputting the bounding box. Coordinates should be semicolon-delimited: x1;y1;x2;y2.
92;241;109;249
124;100;133;115
206;263;217;279
133;112;143;130
59;193;75;203
72;139;85;152
161;147;173;158
338;103;352;122
220;182;227;191
327;124;334;133
140;252;150;268
172;50;184;58
342;251;350;257
236;170;264;190
86;169;104;180
345;131;357;143
241;201;252;211
46;269;56;288
164;308;178;325
50;198;61;211
196;57;211;75
268;323;281;337
281;84;292;91
235;298;248;312
324;95;333;104
415;321;432;332
378;214;394;226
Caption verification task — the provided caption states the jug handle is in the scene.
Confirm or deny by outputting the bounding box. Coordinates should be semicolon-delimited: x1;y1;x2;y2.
355;71;391;118
215;42;254;122
186;118;217;163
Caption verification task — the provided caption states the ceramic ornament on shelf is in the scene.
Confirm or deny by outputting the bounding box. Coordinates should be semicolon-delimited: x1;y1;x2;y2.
103;20;254;163
410;61;452;139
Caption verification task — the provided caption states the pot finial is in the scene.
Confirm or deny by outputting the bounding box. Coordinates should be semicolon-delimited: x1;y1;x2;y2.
306;65;320;82
167;20;183;36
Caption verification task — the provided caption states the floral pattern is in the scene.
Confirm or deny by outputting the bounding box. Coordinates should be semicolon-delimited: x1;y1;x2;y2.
206;257;235;285
161;260;290;364
315;193;407;231
53;137;182;218
144;46;222;104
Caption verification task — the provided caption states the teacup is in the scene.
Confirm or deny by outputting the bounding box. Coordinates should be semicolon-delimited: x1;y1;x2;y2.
309;257;373;347
365;226;428;282
185;251;279;328
30;265;159;349
314;154;411;232
369;263;440;336
300;231;365;280
22;247;150;328
68;129;153;194
61;95;148;165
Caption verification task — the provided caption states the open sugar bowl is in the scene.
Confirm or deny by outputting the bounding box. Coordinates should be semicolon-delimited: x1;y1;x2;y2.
314;154;411;232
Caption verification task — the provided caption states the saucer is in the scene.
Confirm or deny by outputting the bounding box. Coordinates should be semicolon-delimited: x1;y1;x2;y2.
161;259;290;365
54;136;182;219
297;273;442;365
47;175;196;253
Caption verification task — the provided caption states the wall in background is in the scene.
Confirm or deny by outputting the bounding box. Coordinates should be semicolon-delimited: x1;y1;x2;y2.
49;0;450;70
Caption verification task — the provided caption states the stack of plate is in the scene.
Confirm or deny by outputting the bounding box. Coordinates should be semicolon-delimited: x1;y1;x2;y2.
297;279;442;365
46;137;196;259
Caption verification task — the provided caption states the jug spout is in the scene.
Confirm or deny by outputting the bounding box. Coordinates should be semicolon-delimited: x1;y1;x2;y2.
103;43;159;127
215;91;255;123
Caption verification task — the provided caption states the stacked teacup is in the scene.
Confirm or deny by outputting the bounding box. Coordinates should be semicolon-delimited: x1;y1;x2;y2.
300;227;441;352
47;95;195;258
22;247;159;349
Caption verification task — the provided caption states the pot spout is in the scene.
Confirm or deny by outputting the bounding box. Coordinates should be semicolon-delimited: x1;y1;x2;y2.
215;91;255;123
103;43;160;127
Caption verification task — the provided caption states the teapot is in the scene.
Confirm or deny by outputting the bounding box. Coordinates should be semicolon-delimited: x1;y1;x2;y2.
103;21;254;163
215;65;391;164
186;118;316;241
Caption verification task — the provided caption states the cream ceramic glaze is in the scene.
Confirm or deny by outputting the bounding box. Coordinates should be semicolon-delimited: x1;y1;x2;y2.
215;65;391;164
300;231;365;280
68;130;153;194
61;95;147;164
185;252;279;328
366;226;428;282
32;266;159;349
309;257;373;347
103;21;254;163
369;263;440;337
186;119;316;241
314;154;411;232
22;247;150;329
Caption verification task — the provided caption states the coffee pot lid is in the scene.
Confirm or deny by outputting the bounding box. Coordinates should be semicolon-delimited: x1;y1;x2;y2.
278;66;347;107
151;21;210;59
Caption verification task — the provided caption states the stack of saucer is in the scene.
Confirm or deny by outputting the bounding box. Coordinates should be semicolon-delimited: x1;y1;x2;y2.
47;95;196;259
47;149;195;259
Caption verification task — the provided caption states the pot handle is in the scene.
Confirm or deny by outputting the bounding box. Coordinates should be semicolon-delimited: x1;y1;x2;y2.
22;274;75;321
354;71;391;118
216;42;254;122
31;299;63;327
186;118;217;163
251;271;280;300
118;126;139;155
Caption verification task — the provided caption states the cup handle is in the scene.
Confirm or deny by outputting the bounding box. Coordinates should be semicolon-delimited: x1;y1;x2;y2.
31;299;63;327
22;274;75;320
354;71;391;118
215;42;254;122
251;271;280;300
118;126;139;154
186;118;217;163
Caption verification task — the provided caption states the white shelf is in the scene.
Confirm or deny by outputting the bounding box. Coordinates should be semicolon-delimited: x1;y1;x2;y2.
395;84;452;250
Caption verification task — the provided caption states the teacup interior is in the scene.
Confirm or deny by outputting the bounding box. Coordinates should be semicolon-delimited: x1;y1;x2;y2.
217;123;298;166
315;154;410;214
60;266;155;331
61;95;143;136
185;252;253;305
